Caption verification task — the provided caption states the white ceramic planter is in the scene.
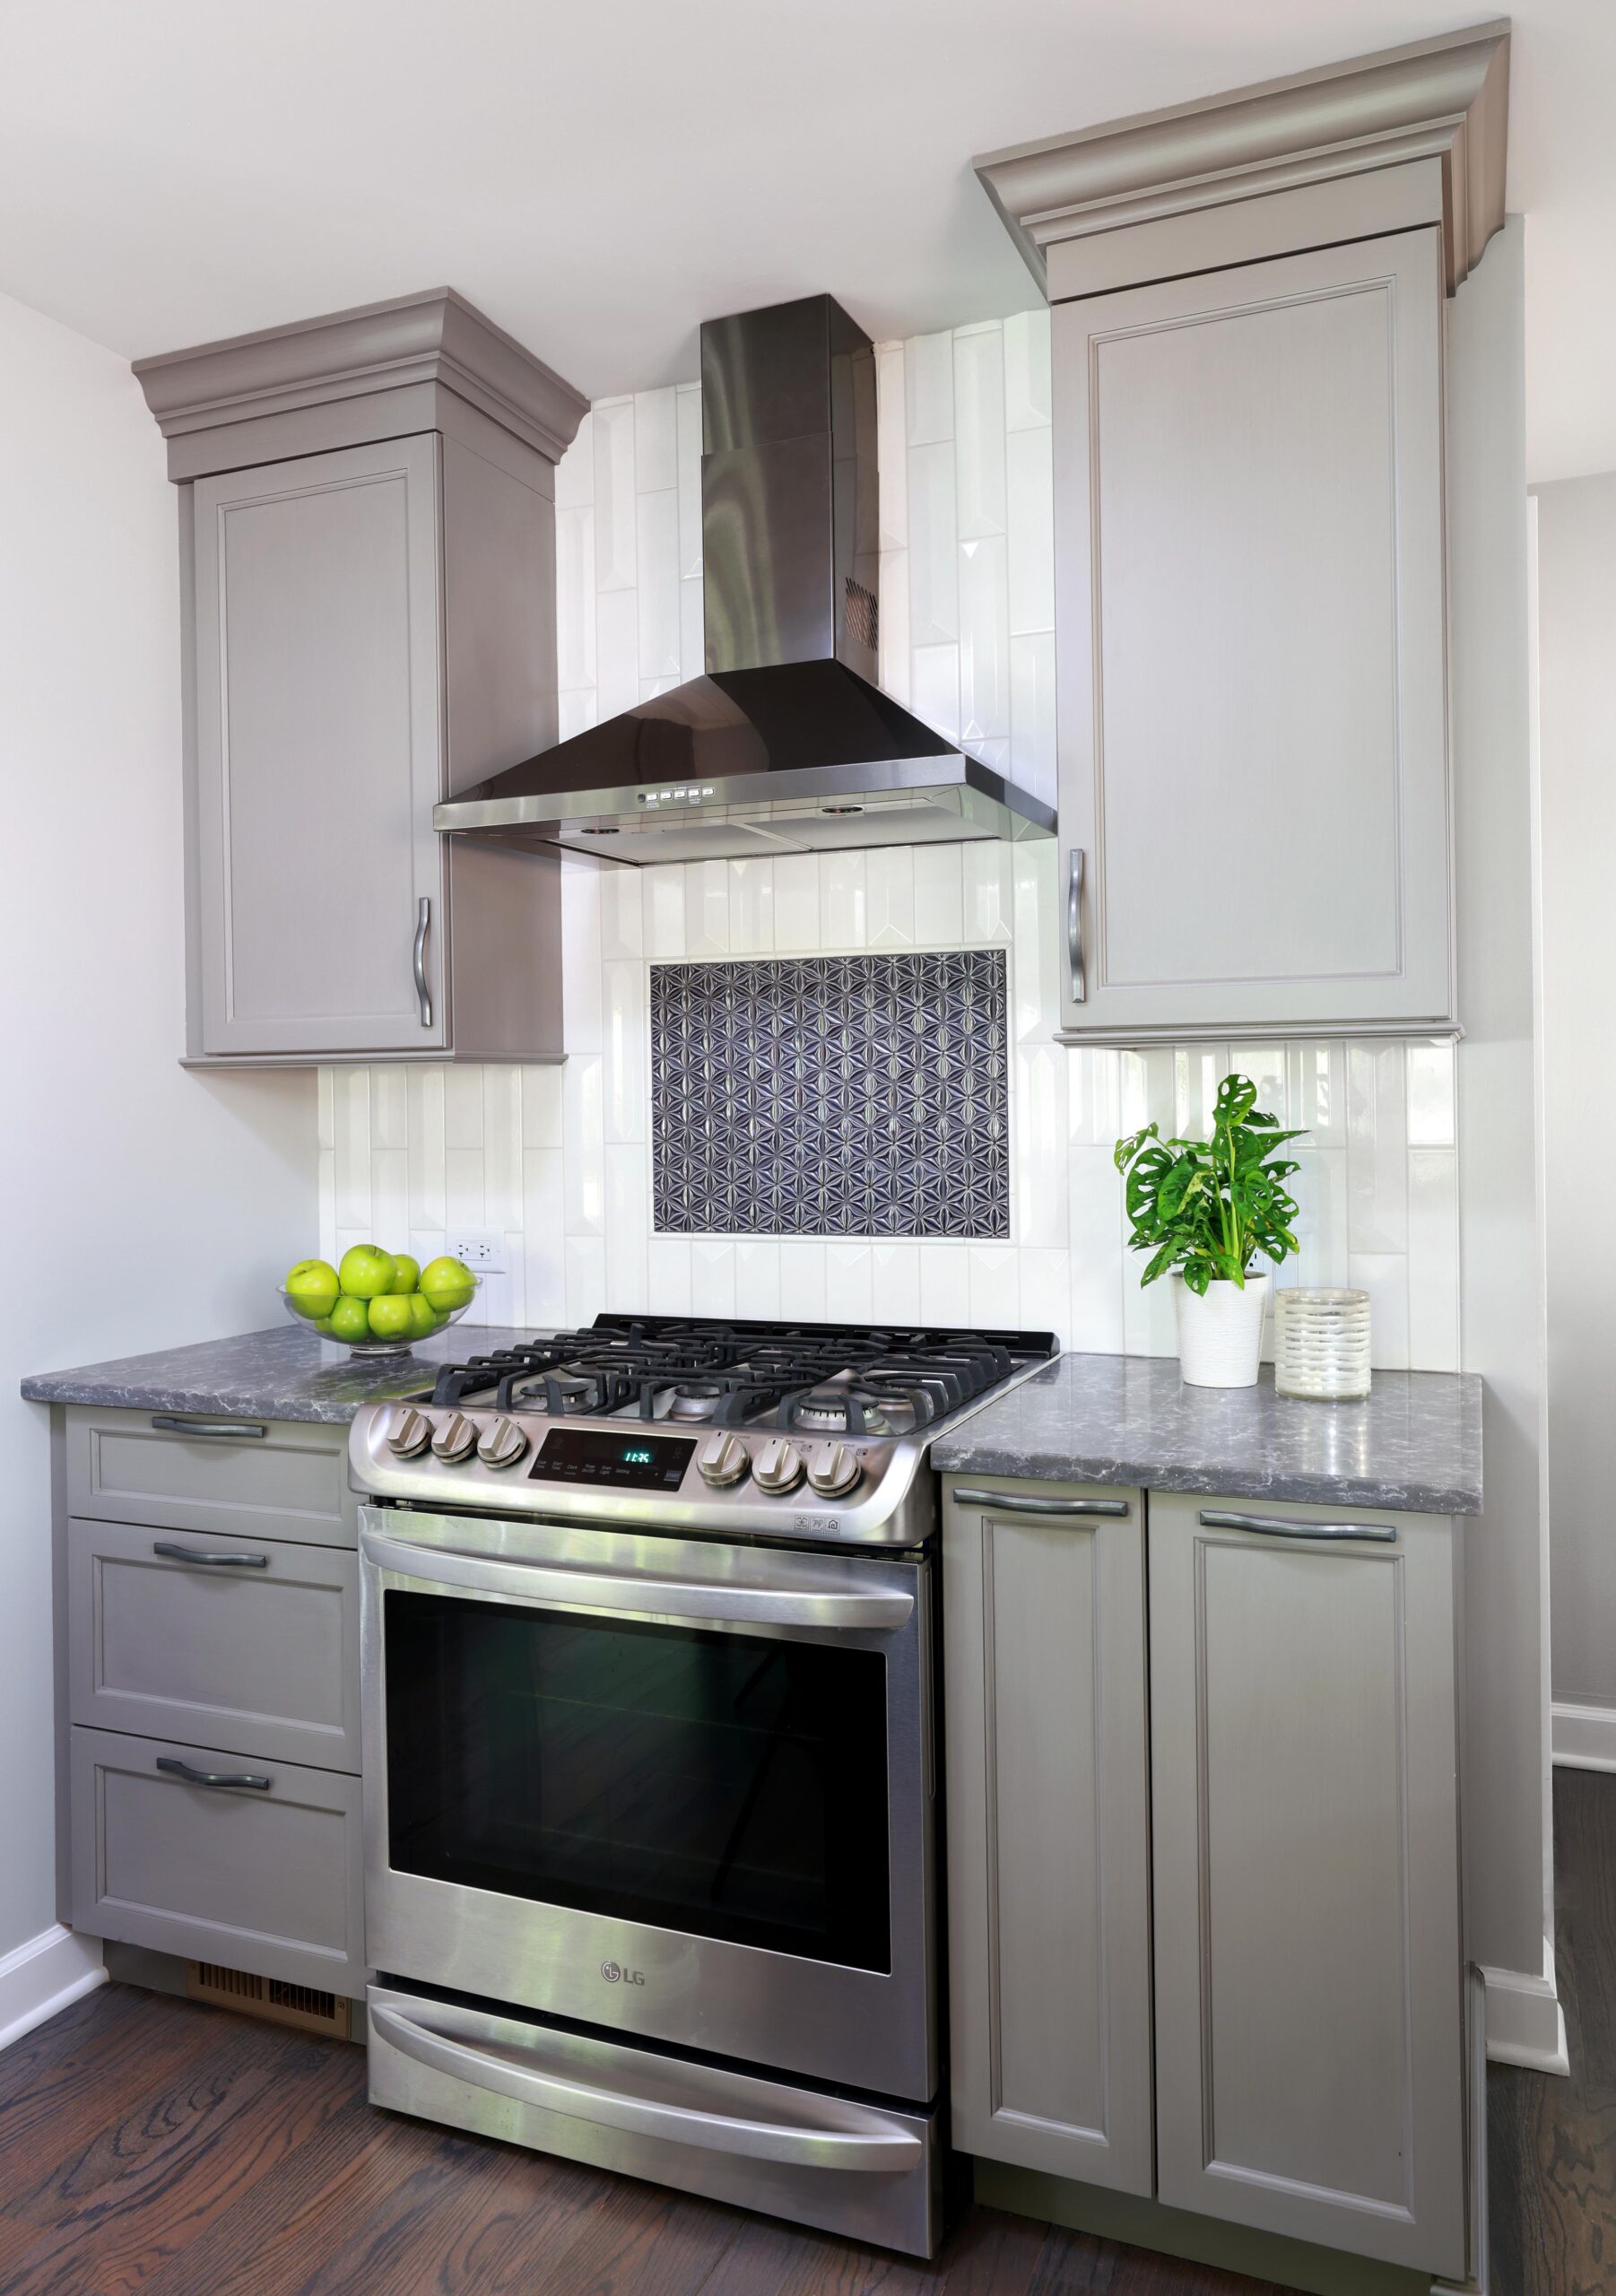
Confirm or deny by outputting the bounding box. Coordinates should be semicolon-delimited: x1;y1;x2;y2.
1172;1271;1270;1388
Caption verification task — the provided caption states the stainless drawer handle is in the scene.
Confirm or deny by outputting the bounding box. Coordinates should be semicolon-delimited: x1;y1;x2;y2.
150;1414;267;1440
156;1756;272;1791
369;1999;922;2170
413;896;432;1028
1067;847;1086;1004
152;1542;270;1569
953;1487;1128;1518
1198;1509;1395;1544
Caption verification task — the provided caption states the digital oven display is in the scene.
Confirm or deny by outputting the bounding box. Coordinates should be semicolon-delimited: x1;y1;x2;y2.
527;1428;693;1491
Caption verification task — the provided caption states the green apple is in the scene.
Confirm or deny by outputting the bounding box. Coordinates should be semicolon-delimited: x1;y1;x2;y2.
327;1295;370;1344
284;1258;340;1319
312;1315;337;1336
404;1292;438;1340
420;1255;475;1311
387;1253;421;1295
367;1293;413;1342
338;1244;395;1300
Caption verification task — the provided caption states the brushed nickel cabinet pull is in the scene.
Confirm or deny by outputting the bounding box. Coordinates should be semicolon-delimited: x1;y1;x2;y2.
1067;848;1086;1004
413;896;432;1028
152;1541;270;1569
1198;1509;1395;1544
952;1487;1128;1518
156;1756;272;1791
150;1414;267;1440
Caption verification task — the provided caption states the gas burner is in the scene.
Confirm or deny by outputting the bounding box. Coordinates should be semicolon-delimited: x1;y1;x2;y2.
667;1382;725;1422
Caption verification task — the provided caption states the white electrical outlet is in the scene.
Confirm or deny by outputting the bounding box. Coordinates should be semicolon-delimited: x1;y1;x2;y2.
446;1230;508;1274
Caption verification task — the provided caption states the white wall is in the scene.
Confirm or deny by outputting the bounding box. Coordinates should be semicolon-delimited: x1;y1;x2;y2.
0;289;317;1973
321;319;1463;1359
1534;469;1616;1769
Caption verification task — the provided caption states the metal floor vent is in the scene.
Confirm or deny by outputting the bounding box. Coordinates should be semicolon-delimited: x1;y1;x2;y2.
187;1961;354;2041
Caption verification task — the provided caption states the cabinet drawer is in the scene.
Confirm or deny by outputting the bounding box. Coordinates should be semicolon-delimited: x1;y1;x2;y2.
66;1406;356;1547
70;1726;366;1995
68;1518;359;1771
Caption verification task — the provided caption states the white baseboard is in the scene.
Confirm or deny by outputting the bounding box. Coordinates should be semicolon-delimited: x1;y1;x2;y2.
0;1924;105;2053
1481;1935;1568;2075
1552;1700;1616;1771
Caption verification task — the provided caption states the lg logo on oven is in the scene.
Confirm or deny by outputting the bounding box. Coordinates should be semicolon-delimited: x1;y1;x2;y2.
601;1960;646;1987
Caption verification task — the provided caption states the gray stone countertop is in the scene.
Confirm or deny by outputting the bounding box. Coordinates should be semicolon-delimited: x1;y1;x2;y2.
933;1352;1482;1516
21;1324;544;1426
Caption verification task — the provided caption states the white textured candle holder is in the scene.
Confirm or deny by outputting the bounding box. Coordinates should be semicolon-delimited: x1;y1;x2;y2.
1274;1287;1372;1400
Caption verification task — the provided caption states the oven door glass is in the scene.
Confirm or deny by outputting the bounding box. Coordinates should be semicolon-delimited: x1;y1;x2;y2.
385;1591;892;1973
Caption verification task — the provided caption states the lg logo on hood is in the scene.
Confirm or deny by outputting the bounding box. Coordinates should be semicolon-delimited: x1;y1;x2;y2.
600;1960;646;1987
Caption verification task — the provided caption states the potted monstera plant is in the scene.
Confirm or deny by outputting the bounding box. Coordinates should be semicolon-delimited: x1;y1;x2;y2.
1114;1074;1305;1387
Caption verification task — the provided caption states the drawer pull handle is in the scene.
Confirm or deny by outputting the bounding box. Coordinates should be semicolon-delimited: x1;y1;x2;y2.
1066;848;1086;1004
152;1542;270;1569
1198;1509;1395;1544
156;1756;272;1792
952;1487;1129;1518
150;1414;268;1440
413;896;433;1028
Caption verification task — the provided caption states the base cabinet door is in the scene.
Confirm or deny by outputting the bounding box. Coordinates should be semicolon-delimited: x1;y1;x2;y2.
944;1479;1152;2191
1148;1492;1464;2276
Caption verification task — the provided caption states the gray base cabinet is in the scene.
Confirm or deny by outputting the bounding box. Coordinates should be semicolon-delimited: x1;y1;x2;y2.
1149;1492;1465;2278
70;1726;365;1996
943;1481;1153;2192
57;1407;365;2002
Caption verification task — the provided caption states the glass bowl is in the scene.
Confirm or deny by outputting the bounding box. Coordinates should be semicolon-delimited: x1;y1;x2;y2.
279;1277;479;1358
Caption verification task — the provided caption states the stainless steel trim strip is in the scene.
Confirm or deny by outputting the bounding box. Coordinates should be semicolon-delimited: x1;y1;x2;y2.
150;1414;267;1439
413;897;432;1028
361;1526;916;1631
953;1487;1128;1518
1197;1509;1396;1543
155;1755;273;1790
152;1542;270;1568
1067;847;1086;1004
369;1999;922;2170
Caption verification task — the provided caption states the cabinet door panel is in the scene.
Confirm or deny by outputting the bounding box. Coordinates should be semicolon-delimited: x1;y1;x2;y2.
1149;1492;1464;2275
66;1408;356;1548
944;1480;1151;2190
193;436;445;1054
1053;230;1451;1037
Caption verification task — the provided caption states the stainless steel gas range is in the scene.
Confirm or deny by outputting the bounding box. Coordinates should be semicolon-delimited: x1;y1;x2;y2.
351;1314;1056;2256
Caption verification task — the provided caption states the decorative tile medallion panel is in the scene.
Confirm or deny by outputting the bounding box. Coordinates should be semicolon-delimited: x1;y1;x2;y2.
651;952;1010;1238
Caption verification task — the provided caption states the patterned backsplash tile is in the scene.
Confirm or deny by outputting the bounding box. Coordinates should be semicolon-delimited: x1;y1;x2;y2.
650;951;1010;1239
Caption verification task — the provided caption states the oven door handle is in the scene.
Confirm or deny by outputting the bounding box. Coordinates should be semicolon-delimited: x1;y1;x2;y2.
369;1999;922;2170
360;1527;914;1631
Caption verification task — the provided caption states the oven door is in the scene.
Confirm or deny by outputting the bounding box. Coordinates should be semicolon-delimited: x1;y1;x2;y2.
359;1506;934;2101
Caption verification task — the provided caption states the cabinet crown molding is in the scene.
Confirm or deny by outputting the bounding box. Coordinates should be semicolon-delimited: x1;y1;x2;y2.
134;286;588;467
975;19;1509;295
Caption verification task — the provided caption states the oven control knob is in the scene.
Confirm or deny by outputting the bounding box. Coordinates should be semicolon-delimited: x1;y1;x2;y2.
430;1413;479;1465
383;1406;433;1459
477;1417;529;1470
752;1438;805;1496
697;1432;750;1489
806;1440;862;1500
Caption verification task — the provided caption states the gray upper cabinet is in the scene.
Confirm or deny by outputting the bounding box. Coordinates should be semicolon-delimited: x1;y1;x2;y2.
943;1479;1153;2193
1148;1492;1465;2277
137;288;588;1065
1050;227;1452;1043
192;436;447;1055
975;30;1514;1045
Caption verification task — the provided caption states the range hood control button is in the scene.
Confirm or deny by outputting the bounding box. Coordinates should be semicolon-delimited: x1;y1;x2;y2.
430;1413;479;1465
477;1417;529;1469
697;1432;749;1488
806;1440;862;1499
752;1438;805;1496
383;1406;433;1459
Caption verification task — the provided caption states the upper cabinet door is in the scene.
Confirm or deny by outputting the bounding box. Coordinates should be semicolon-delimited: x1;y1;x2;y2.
1052;228;1452;1040
191;436;447;1055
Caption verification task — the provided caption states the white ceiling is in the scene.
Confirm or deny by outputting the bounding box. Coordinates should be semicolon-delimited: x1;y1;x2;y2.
1;0;1610;481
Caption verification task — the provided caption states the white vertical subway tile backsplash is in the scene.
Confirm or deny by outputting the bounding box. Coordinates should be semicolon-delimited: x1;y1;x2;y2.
318;315;1462;1363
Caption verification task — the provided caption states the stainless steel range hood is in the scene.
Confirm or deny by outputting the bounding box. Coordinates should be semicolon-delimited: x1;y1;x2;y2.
433;295;1054;864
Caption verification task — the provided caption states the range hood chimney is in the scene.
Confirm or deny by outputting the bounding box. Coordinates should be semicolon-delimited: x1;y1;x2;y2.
434;294;1054;864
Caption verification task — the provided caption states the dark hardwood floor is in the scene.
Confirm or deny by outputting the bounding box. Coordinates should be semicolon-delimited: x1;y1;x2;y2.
6;1769;1612;2296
